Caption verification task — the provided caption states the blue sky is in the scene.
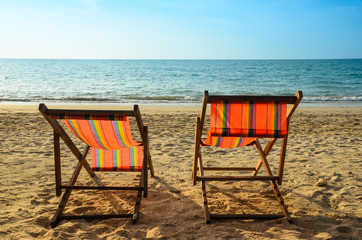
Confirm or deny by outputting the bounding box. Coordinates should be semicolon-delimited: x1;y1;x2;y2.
0;0;361;59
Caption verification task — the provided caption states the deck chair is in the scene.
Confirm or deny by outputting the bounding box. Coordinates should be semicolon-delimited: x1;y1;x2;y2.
193;90;302;223
39;104;154;228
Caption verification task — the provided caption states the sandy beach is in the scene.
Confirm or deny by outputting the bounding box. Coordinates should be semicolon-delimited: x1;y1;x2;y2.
0;104;361;239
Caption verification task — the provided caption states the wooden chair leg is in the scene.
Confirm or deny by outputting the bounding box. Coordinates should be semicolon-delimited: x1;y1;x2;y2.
148;154;154;177
255;140;291;219
51;189;72;228
193;117;202;185
202;181;211;224
278;137;288;185
54;131;62;197
192;153;199;185
198;150;211;223
141;154;148;198
269;180;291;220
132;189;143;224
51;158;85;228
132;168;145;224
142;126;148;198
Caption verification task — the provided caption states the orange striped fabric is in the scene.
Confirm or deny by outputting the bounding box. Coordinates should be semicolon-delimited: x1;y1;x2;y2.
202;135;255;148
61;117;143;171
202;100;287;148
92;147;143;172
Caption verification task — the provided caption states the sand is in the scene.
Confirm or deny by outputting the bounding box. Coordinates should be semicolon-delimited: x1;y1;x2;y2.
0;104;361;239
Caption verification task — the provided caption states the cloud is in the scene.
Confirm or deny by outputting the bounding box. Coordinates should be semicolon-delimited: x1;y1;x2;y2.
74;0;99;11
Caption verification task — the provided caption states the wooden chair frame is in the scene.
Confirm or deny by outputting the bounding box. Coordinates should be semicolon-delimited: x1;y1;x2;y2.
39;104;154;228
192;91;302;223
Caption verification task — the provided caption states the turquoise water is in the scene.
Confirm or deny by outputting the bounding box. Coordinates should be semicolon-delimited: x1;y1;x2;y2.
0;59;361;105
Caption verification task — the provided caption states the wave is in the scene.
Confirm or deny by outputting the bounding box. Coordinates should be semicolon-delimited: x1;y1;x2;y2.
0;95;202;104
303;96;362;102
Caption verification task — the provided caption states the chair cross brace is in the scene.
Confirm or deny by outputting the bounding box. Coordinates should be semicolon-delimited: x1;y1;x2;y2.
197;139;291;223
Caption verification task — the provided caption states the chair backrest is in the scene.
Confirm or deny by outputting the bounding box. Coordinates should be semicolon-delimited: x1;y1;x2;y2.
51;113;140;150
209;100;288;138
39;104;147;151
200;91;303;139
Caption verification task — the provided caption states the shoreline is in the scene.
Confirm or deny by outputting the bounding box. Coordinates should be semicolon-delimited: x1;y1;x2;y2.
1;102;362;112
1;100;362;108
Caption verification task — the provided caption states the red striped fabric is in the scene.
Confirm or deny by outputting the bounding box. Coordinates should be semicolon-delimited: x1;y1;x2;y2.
202;100;287;148
91;146;143;172
59;116;143;171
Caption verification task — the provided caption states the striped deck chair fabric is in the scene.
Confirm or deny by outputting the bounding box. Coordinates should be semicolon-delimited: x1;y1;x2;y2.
202;100;288;148
52;113;143;171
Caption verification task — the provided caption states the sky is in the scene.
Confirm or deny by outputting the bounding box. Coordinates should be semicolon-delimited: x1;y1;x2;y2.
0;0;361;59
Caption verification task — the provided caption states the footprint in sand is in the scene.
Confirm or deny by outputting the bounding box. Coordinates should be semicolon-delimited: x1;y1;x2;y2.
335;225;355;234
72;206;97;214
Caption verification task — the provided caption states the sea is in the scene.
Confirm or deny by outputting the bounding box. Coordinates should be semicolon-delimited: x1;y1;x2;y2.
0;59;361;107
